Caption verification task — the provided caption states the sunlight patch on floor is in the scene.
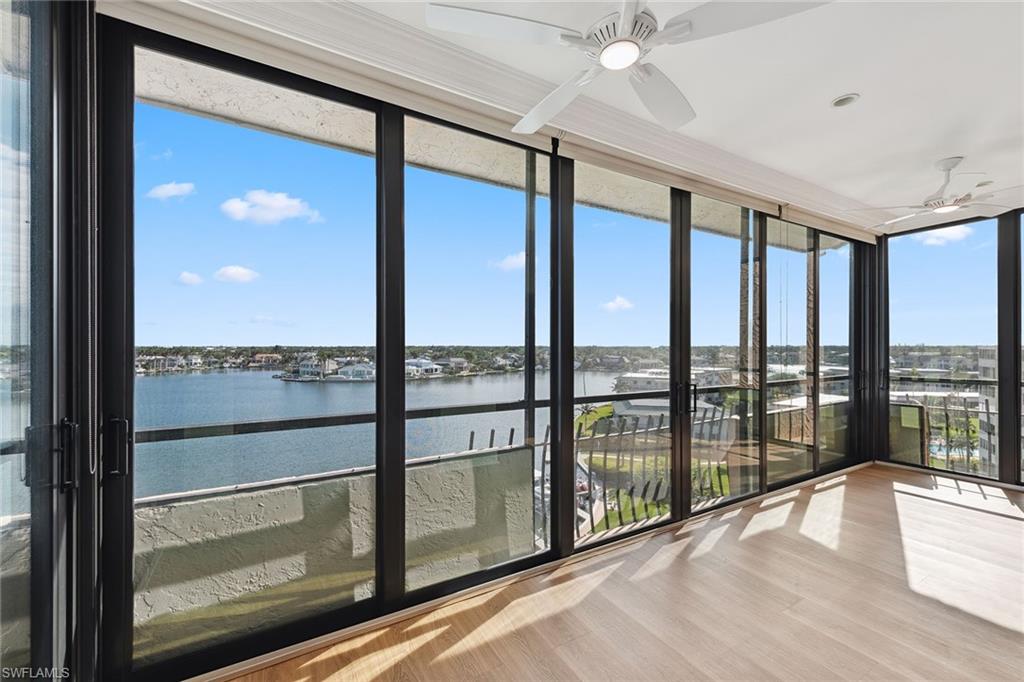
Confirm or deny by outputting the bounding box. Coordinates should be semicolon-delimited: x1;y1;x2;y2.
740;496;795;540
798;483;845;550
895;493;1024;632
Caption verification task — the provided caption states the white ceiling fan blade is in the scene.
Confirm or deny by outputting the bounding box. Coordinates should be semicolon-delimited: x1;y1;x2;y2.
619;0;642;38
650;1;829;47
512;67;603;134
972;184;1024;200
426;3;581;45
968;203;1015;215
629;63;695;130
879;212;924;227
845;205;923;213
945;172;987;199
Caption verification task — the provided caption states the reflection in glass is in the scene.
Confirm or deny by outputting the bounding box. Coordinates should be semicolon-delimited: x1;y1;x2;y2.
1;0;52;667
819;235;852;465
403;119;548;587
131;49;377;665
691;195;760;508
573;162;671;543
766;219;814;484
888;220;998;478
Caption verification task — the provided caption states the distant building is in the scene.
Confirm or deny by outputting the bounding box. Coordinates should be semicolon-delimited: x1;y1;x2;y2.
615;369;669;392
977;347;998;474
405;358;442;377
600;355;628;369
435;357;470;372
253;353;283;366
298;357;338;378
335;363;375;381
187;354;204;368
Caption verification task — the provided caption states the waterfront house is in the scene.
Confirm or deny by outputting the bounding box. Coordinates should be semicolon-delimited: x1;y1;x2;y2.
435;357;470;373
335;363;376;381
253;353;283;367
405;358;442;377
298;357;339;378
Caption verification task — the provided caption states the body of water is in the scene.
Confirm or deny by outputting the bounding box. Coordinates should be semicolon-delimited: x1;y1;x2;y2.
131;369;622;501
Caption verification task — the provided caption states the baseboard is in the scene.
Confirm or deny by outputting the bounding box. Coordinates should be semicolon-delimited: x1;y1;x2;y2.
874;459;1024;492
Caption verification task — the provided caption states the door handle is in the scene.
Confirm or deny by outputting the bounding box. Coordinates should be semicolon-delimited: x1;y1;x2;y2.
106;417;130;478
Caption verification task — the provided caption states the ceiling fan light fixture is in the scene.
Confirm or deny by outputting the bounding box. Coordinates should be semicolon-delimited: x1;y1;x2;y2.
932;205;959;214
599;39;640;70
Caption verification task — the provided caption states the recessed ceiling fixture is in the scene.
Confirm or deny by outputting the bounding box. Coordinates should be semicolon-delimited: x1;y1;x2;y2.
932;205;959;214
599;39;641;70
831;93;860;108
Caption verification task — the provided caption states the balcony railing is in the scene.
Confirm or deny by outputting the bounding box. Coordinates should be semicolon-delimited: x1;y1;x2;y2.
889;375;999;478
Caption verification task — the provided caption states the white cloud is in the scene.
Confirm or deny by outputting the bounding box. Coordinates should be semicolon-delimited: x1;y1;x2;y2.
220;189;323;224
911;224;973;246
214;265;260;283
146;181;195;200
177;271;202;286
490;251;526;271
151;148;173;161
601;295;634;312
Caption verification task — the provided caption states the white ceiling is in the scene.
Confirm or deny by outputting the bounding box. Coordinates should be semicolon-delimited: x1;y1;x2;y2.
102;0;1024;235
363;1;1024;233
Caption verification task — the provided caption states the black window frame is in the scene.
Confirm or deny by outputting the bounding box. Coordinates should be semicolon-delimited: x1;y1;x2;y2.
879;212;1023;485
82;14;883;681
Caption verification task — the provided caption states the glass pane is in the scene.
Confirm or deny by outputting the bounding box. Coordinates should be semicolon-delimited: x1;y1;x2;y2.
691;196;761;508
132;49;376;665
1;0;52;668
766;220;814;484
819;235;852;465
574;162;671;543
403;119;547;589
888;220;998;478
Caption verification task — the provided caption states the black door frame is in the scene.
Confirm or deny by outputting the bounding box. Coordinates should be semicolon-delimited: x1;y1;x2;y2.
878;212;1023;486
89;14;887;680
94;17;567;680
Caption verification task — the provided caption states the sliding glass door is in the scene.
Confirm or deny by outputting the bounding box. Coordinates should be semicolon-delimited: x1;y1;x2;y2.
1;0;67;672
573;162;672;544
403;118;548;589
888;220;999;478
689;196;761;508
689;208;856;502
128;48;378;666
765;219;815;484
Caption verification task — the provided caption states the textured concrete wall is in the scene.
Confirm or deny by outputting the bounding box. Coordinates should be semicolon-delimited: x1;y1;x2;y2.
0;447;535;666
132;447;534;663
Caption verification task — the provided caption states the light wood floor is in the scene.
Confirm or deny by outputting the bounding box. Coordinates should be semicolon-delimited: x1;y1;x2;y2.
232;464;1024;681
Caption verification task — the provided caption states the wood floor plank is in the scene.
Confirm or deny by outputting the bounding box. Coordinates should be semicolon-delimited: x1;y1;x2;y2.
229;466;1024;682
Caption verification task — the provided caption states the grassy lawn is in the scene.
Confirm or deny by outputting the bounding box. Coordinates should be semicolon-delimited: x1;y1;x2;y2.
593;496;668;532
575;403;613;432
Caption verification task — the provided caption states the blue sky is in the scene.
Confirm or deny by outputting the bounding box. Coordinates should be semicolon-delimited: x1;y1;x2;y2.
889;219;998;345
136;101;858;348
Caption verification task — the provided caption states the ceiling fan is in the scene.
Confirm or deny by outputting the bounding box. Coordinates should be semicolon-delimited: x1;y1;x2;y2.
425;1;828;134
848;157;1021;228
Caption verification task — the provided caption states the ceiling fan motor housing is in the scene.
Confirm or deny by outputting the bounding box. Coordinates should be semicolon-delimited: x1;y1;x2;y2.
586;9;658;53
